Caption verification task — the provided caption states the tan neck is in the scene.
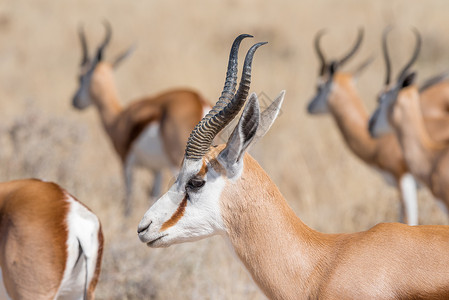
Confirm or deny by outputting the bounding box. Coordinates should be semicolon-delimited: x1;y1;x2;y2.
327;73;377;162
220;155;334;300
393;87;445;185
89;63;123;134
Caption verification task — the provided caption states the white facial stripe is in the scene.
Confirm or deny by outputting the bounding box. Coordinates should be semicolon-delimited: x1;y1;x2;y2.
138;157;227;247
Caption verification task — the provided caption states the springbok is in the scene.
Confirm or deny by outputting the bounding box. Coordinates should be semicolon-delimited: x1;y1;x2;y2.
72;22;210;215
369;28;449;214
0;179;103;299
138;35;449;300
307;29;416;225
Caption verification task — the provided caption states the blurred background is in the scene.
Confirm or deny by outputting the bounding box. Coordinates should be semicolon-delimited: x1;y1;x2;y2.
1;0;449;299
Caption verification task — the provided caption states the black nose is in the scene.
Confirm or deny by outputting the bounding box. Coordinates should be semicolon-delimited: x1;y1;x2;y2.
137;221;152;234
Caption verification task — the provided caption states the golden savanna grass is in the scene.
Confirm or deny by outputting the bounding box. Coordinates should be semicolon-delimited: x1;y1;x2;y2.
1;0;449;299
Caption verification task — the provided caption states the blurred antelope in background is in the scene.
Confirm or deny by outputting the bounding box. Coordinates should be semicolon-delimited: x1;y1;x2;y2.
384;27;449;143
0;179;103;299
419;70;449;142
369;28;449;215
72;22;210;215
307;29;417;225
138;34;449;300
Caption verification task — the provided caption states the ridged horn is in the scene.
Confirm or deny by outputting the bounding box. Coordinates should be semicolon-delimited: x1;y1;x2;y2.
78;25;89;66
338;28;364;66
205;34;253;120
382;26;393;85
397;28;421;82
185;40;267;160
314;29;327;76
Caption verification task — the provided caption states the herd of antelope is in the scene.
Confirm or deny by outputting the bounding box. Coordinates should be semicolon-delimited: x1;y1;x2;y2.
2;22;449;300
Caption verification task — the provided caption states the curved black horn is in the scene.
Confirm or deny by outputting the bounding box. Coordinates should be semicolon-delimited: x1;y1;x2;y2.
338;28;364;66
397;28;421;82
314;29;327;75
95;21;112;61
382;26;393;85
207;34;253;119
78;25;89;66
185;41;267;160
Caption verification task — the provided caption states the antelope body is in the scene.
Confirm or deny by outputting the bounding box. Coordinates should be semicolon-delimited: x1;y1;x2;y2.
309;29;449;225
0;179;103;300
138;34;449;299
308;30;415;225
369;29;449;214
72;23;210;215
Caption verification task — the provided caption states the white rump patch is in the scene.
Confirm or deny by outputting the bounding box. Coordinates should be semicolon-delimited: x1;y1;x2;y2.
55;195;101;299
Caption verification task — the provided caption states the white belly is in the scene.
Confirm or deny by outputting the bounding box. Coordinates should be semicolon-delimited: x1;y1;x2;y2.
131;123;171;171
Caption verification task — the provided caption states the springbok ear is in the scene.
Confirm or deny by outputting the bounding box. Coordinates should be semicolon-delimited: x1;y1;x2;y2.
401;72;417;89
219;93;260;169
353;56;375;81
251;90;285;145
113;45;136;69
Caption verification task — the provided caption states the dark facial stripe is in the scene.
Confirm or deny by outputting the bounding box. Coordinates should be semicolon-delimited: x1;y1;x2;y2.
197;161;208;177
160;195;188;231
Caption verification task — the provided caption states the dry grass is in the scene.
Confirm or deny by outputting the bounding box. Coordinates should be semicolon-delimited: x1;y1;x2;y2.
1;0;449;299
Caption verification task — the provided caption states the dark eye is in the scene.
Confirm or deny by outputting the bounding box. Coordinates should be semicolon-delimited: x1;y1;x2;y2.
186;177;205;191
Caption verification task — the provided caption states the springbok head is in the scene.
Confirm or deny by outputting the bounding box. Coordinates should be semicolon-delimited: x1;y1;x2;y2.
137;34;285;247
72;21;134;110
368;28;421;138
307;28;373;114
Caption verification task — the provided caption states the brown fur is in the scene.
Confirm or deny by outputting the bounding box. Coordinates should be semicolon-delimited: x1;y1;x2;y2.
88;224;104;298
87;63;209;166
329;73;408;179
0;179;103;299
205;148;449;299
390;86;449;211
0;179;68;299
322;73;410;222
420;80;449;143
160;196;188;231
197;161;208;177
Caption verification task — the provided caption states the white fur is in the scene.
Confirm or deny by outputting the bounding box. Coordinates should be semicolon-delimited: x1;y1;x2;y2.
138;92;285;249
138;158;226;247
202;105;211;119
132;122;171;171
399;173;418;226
55;195;101;299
